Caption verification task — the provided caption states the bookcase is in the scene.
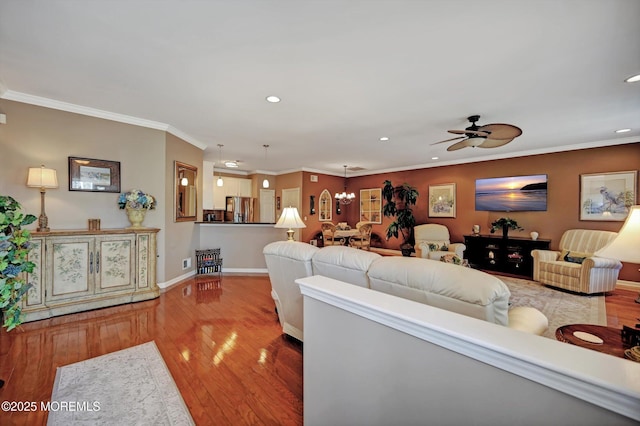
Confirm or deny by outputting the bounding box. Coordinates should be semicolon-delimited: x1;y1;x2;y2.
463;235;550;278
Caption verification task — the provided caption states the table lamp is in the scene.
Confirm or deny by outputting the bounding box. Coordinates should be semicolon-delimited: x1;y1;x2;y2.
27;165;58;232
594;205;640;303
275;207;306;241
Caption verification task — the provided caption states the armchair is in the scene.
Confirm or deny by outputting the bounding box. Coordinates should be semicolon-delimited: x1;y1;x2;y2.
414;224;465;261
531;229;622;294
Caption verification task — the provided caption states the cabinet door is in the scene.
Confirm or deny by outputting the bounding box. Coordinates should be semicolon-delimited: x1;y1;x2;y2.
95;234;136;294
24;237;45;307
46;236;94;301
135;232;157;289
238;178;252;197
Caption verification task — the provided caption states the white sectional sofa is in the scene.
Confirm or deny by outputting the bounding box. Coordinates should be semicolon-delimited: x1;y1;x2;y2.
263;242;548;341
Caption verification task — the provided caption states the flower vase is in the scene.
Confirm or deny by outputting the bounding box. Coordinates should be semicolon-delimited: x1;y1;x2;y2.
502;224;509;239
126;207;147;229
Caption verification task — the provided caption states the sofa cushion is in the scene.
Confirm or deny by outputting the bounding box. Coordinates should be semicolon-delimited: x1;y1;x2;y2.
367;257;511;326
312;246;381;288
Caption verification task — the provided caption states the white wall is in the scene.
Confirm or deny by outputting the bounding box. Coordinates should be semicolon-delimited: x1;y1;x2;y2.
298;275;640;426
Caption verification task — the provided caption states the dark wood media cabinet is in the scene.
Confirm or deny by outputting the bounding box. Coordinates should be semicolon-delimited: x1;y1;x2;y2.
463;234;551;278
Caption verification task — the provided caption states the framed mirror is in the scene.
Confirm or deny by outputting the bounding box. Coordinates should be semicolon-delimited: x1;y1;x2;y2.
175;161;198;222
319;189;332;222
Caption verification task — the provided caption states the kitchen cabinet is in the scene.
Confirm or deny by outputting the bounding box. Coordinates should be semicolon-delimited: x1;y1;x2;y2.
23;228;159;322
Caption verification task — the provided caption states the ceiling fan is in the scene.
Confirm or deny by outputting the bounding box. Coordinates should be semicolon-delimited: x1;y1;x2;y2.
432;115;522;151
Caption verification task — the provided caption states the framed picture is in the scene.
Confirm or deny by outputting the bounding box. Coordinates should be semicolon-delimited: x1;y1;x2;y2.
68;157;121;192
580;170;637;221
429;183;456;218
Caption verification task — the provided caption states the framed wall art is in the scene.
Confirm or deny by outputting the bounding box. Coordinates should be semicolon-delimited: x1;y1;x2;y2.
580;170;637;221
69;157;121;192
429;183;456;218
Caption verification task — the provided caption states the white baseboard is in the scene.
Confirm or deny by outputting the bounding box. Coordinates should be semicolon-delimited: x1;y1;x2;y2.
617;279;640;291
158;270;196;290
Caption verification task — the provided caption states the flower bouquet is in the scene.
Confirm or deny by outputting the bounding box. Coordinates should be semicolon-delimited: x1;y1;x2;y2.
118;189;156;210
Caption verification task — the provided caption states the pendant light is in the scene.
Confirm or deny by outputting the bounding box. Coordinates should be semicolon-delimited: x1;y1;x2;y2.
216;144;224;187
262;144;270;189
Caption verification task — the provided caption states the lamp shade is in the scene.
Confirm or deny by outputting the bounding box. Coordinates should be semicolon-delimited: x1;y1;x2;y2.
594;205;640;263
27;166;58;189
275;207;306;229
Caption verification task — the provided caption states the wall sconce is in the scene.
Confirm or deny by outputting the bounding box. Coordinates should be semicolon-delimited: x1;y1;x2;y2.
26;165;58;232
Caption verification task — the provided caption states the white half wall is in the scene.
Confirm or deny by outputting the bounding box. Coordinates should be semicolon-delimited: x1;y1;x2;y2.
298;275;640;426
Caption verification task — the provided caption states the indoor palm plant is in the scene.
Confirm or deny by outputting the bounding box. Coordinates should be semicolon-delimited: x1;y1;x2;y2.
0;196;36;331
382;180;419;256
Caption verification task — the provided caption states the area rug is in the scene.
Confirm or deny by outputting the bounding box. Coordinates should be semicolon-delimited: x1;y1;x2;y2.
48;341;194;425
499;275;607;339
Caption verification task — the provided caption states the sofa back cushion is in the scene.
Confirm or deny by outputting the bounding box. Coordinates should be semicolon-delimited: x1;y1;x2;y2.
559;229;618;256
367;257;511;326
312;246;381;288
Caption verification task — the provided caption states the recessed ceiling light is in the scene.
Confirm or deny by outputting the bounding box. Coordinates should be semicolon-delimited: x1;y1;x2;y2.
431;156;439;160
625;74;640;83
615;128;631;133
225;161;239;168
266;95;281;103
379;137;389;141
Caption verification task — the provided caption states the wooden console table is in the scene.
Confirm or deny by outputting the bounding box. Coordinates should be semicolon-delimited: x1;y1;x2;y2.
463;234;550;278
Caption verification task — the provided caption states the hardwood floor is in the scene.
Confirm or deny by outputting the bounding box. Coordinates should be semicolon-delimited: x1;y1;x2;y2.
0;275;302;426
0;274;638;425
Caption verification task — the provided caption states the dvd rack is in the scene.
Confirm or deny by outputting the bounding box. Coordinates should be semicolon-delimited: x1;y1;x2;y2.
196;248;223;275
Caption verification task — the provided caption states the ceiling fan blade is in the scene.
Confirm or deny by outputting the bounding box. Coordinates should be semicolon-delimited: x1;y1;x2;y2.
448;129;490;136
447;139;475;151
477;137;514;148
477;123;522;140
431;136;466;145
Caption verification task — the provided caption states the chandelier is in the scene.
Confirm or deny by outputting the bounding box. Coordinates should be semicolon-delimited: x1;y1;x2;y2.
335;165;355;205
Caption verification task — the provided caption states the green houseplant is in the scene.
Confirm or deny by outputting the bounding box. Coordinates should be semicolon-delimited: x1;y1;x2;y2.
382;180;419;256
0;196;36;331
490;217;523;239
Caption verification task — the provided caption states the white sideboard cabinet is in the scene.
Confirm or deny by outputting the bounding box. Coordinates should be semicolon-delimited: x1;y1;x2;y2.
22;228;160;322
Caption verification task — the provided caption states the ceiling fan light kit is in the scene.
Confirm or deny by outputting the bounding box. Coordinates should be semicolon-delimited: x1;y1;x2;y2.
432;115;522;151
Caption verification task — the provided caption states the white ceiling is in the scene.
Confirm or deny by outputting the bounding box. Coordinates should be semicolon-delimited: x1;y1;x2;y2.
1;0;639;177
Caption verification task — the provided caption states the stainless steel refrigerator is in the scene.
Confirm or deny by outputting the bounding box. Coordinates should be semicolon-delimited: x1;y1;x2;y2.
225;196;255;223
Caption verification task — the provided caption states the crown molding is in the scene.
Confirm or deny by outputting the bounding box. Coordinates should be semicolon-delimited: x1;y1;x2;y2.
1;90;206;150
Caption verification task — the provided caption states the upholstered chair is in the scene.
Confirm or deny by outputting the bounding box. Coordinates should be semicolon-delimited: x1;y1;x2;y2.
321;223;344;246
531;229;622;294
349;223;373;250
414;224;466;261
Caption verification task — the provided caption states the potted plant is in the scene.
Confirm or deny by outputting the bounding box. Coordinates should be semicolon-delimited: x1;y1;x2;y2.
382;180;419;256
0;196;36;331
118;189;156;228
490;217;523;239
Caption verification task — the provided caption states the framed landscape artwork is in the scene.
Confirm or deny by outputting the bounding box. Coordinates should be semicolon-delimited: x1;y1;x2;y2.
428;183;456;218
68;157;121;193
580;170;637;221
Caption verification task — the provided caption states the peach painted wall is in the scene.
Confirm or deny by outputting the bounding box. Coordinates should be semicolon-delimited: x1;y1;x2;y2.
343;143;639;282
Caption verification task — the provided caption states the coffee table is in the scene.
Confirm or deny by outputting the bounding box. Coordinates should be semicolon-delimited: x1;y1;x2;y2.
556;324;630;358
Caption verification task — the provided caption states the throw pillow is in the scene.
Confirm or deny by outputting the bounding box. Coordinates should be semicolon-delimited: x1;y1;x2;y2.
440;254;462;265
564;251;587;264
